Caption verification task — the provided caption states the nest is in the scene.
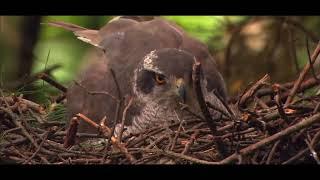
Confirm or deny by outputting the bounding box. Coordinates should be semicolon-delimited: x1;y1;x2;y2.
1;54;320;165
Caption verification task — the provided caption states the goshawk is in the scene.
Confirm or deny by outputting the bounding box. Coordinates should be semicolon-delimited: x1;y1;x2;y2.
48;16;228;141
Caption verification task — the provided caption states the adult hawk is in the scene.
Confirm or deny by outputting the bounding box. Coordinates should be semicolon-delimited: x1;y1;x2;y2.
48;16;228;142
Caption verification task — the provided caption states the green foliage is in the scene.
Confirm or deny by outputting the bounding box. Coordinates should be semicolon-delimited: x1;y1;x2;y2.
35;16;112;84
164;16;225;43
33;39;88;83
163;16;248;49
46;103;67;122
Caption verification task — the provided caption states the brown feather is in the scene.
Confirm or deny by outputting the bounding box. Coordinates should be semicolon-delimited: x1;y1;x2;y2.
46;21;100;47
50;17;228;140
46;21;88;31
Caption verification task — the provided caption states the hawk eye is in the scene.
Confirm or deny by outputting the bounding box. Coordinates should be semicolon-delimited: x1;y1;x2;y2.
155;74;166;85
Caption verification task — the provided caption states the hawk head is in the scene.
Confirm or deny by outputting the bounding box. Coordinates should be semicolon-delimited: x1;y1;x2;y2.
117;48;228;136
133;48;201;111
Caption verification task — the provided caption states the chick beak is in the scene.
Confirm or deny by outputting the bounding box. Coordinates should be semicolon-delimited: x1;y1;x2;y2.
175;78;186;103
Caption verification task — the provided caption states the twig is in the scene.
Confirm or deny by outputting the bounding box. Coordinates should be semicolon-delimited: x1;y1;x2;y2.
311;130;320;148
37;73;67;93
76;113;135;163
260;150;270;164
77;113;110;133
179;103;205;121
74;80;118;101
145;134;168;149
266;140;280;164
2;127;21;136
132;154;162;164
63;117;80;148
142;148;219;164
3;64;61;89
304;138;320;164
28;109;45;124
192;58;229;158
9;96;45;114
206;101;230;118
313;102;320;114
118;97;134;142
1;137;28;148
257;73;320;98
170;120;185;151
53;131;104;138
23;132;49;164
239;74;270;108
192;58;217;133
212;89;234;117
219;113;320;164
0;107;39;149
38;155;50;164
105;68;123;151
306;36;320;84
285;42;320;106
57;158;109;164
182;130;199;155
275;93;290;123
126;123;180;148
55;93;66;103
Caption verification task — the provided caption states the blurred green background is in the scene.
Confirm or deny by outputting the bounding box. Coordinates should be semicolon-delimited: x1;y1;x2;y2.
1;16;320;104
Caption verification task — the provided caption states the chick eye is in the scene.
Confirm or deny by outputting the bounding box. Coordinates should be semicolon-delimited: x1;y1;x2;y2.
155;74;166;85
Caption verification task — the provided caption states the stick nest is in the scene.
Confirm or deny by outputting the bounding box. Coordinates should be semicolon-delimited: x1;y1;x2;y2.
2;56;320;164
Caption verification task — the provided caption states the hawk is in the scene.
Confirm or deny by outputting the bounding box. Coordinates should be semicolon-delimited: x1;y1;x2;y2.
48;16;228;141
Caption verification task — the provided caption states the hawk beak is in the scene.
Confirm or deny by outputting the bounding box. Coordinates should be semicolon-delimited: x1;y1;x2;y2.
175;78;186;103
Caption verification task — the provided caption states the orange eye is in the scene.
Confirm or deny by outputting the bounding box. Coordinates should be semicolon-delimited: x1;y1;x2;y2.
155;74;166;85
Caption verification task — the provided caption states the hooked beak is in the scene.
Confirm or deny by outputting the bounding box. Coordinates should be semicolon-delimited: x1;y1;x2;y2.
175;78;186;103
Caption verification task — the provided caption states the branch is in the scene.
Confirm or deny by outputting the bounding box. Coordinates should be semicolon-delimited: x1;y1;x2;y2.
182;130;199;155
285;42;320;106
3;64;61;89
37;73;67;93
63;117;80;148
219;113;320;164
0;107;39;149
74;80;118;101
103;68;123;159
118;97;134;142
306;36;320;84
76;113;135;163
142;149;219;165
170;120;185;151
256;73;320;98
192;58;229;158
239;74;270;108
266;140;280;164
23;132;49;164
192;58;216;133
